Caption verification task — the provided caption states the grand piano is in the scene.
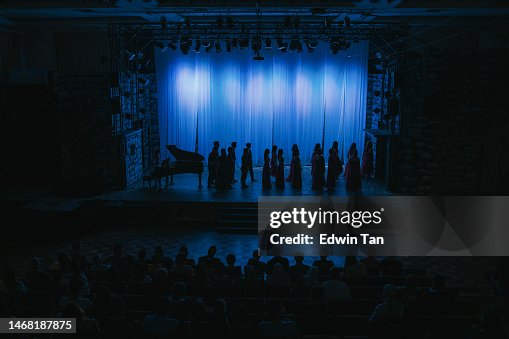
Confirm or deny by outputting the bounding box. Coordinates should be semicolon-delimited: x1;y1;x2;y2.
152;145;205;189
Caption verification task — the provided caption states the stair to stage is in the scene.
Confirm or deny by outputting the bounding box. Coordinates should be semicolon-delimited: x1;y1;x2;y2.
217;203;258;233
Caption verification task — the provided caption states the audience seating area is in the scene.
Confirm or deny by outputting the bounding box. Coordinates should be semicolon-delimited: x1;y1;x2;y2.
0;243;507;339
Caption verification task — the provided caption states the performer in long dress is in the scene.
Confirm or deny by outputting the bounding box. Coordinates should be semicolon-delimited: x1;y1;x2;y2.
271;145;278;177
241;148;249;189
246;142;256;182
286;144;299;182
231;141;238;183
332;140;343;180
362;141;374;179
311;143;321;176
327;148;338;191
275;149;285;190
227;146;235;184
291;149;302;190
312;148;326;191
207;142;219;188
345;143;362;192
262;149;272;190
216;148;231;190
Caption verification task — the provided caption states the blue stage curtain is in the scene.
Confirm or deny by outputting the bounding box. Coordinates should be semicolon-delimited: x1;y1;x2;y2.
156;42;368;165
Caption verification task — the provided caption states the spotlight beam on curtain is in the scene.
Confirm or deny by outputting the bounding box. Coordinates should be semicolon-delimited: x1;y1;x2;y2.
156;42;368;166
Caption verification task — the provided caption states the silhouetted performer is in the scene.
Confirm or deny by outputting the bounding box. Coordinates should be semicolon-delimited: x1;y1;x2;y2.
246;142;255;182
362;141;374;179
241;148;249;189
231;141;238;183
311;143;321;176
271;145;278;177
216;148;231;190
312;148;326;191
227;146;235;184
275;149;285;190
262;149;272;190
292;149;302;190
286;144;298;182
332;140;343;180
345;143;362;192
207;142;219;188
327;148;338;191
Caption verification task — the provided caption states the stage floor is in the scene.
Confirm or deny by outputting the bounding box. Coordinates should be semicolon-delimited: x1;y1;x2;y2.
100;166;391;203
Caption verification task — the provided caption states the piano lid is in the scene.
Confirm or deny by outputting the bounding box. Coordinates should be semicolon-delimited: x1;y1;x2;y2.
165;145;205;162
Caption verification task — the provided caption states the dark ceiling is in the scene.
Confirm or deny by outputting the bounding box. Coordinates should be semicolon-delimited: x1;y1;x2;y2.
1;0;508;31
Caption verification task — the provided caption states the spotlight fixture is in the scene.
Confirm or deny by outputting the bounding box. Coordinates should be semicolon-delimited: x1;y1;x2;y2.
344;15;351;29
168;41;177;51
154;41;164;50
306;39;318;52
125;49;136;61
215;41;222;53
205;40;214;53
202;40;211;48
180;37;190;55
265;38;272;49
194;39;201;53
284;16;292;28
330;40;340;55
226;16;234;29
277;38;288;52
253;51;264;61
216;16;224;28
251;37;262;52
160;16;167;31
240;37;249;49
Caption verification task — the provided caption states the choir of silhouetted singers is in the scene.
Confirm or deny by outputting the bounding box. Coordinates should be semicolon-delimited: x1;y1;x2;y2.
207;139;372;193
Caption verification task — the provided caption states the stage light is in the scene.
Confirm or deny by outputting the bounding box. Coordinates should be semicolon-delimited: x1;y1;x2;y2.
180;37;190;55
216;16;224;28
194;39;201;53
160;16;167;31
253;51;264;61
227;16;234;30
251;37;261;52
215;41;222;53
226;39;232;52
344;15;351;29
265;38;272;49
154;41;164;50
277;38;288;52
330;40;340;55
202;40;211;48
205;41;213;53
125;49;136;61
284;16;292;28
240;37;249;49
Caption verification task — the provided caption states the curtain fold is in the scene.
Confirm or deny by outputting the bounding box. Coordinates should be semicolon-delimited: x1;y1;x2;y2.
156;42;368;165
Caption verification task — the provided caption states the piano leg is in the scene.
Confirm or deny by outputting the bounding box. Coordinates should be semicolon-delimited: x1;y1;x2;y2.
198;173;203;189
169;175;174;186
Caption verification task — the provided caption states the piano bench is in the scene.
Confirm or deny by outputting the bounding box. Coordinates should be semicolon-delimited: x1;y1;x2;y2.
142;175;156;188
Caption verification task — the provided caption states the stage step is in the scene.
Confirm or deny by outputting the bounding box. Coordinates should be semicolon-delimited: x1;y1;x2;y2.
217;203;258;233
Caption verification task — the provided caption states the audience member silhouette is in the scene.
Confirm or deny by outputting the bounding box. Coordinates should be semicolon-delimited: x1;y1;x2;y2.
207;142;219;188
275;149;285;190
142;297;180;336
246;142;255;182
322;267;351;300
256;299;299;339
370;284;403;322
288;256;310;282
362;140;374;179
344;143;362;192
262;148;272;190
241;147;249;189
291;149;302;190
270;145;278;177
312;148;326;191
231;141;238;183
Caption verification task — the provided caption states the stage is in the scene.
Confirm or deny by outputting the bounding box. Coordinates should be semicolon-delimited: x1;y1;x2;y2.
100;165;390;204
